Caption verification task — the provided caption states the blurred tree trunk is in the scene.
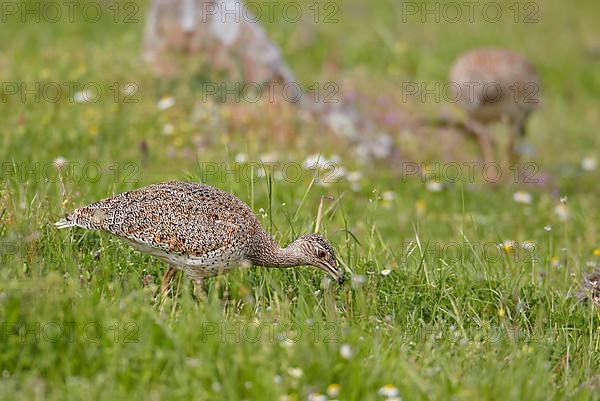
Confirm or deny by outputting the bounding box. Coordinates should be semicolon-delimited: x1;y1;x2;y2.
142;0;295;84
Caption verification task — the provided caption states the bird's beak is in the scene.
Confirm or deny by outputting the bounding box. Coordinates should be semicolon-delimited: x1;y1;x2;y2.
322;261;344;285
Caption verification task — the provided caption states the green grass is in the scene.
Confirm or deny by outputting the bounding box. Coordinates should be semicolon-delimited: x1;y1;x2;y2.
1;0;600;400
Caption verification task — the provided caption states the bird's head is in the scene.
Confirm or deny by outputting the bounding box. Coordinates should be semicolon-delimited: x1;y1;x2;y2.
289;234;344;284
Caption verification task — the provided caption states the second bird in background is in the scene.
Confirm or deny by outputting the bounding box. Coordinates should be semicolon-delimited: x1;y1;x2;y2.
449;47;540;171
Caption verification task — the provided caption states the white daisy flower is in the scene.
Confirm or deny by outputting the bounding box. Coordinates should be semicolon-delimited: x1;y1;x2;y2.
346;171;363;183
162;123;174;135
73;91;87;103
512;191;532;204
554;204;570;221
157;96;175;110
326;110;356;138
303;154;333;169
426;181;443;192
287;367;303;378
520;241;536;251
351;275;366;288
259;152;279;164
339;343;353;359
122;83;137;96
502;240;516;252
378;384;399;397
327;383;341;397
308;393;327;401
382;191;396;201
52;156;67;169
581;157;597;172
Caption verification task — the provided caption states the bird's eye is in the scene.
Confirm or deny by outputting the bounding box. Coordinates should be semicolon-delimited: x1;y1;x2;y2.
317;250;327;258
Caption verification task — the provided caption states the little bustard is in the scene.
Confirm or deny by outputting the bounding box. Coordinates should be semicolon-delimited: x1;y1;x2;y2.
55;181;344;297
449;47;540;170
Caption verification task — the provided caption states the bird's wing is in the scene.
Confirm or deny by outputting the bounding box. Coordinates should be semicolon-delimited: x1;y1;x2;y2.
63;181;257;257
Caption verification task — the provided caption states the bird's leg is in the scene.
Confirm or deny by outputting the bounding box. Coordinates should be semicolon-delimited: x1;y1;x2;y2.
193;278;206;301
160;265;178;298
506;134;520;183
157;266;178;315
430;113;496;169
478;132;495;172
498;117;527;184
509;119;527;178
465;120;496;174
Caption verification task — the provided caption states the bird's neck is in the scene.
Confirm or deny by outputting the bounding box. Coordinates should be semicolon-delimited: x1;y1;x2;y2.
246;231;304;268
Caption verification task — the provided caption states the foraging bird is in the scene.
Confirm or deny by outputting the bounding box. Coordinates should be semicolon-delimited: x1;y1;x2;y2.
449;47;540;168
55;181;343;297
578;267;600;306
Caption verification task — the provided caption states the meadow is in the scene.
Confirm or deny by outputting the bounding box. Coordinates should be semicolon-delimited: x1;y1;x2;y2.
1;0;600;400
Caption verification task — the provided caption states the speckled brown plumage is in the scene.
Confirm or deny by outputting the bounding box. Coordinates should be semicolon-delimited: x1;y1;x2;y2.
56;181;343;290
578;268;600;306
450;47;540;125
449;47;540;167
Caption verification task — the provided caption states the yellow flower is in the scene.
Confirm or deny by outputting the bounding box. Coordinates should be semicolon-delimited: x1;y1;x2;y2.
551;256;560;268
386;64;400;76
593;248;600;257
84;108;98;120
498;307;506;318
220;108;231;118
68;64;87;80
327;383;340;397
415;199;426;214
522;345;533;354
76;64;87;76
89;126;99;136
502;240;515;252
394;41;408;54
40;69;51;80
